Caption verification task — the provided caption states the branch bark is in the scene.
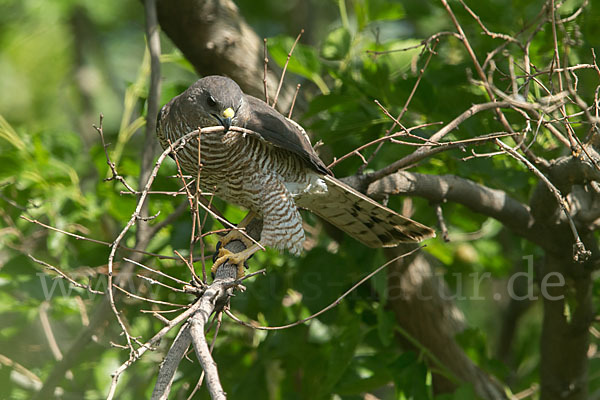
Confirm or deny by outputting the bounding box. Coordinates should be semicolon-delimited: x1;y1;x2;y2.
367;171;535;239
155;0;298;112
540;256;593;400
190;291;227;400
150;217;262;399
151;322;192;400
386;246;507;399
364;168;599;400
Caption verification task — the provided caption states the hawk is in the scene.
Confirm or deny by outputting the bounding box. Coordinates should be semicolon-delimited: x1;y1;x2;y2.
157;76;435;277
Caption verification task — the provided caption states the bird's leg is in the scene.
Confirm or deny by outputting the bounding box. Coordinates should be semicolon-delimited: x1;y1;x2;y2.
218;211;257;249
211;211;258;279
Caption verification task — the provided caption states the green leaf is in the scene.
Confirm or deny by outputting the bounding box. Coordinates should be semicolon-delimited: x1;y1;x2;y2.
354;0;405;30
391;353;432;400
368;0;405;22
321;27;352;60
268;35;329;93
377;307;395;347
323;315;364;394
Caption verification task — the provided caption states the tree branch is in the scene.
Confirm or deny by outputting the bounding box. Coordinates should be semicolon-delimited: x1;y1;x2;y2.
365;101;515;184
151;322;192;400
540;256;593;400
367;171;537;241
155;0;298;112
385;246;508;399
189;287;228;400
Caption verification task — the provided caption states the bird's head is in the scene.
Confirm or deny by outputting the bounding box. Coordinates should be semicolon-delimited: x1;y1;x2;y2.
182;75;245;132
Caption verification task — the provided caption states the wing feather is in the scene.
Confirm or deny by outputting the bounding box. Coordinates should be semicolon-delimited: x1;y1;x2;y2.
242;95;331;175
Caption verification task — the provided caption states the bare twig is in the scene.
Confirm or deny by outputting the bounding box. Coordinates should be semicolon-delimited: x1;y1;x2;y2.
123;257;191;287
365;101;518;182
434;204;450;242
263;38;269;105
105;126;219;388
496;139;590;262
93;115;136;193
21;216;182;261
107;298;204;399
458;0;520;44
440;0;549;167
29;254;104;295
366;31;460;56
361;38;439;171
288;83;301;119
272;29;304;110
328;121;442;169
226;247;423;330
112;284;188;308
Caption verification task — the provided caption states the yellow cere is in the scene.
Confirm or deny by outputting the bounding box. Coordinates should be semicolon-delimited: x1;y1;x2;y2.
222;107;235;119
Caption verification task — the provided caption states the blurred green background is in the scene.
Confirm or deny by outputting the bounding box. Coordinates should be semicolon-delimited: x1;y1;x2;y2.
1;0;599;399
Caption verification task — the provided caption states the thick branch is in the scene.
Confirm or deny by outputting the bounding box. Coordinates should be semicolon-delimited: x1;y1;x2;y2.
155;0;297;112
540;256;592;400
189;287;228;400
151;323;192;400
386;246;507;399
367;171;536;241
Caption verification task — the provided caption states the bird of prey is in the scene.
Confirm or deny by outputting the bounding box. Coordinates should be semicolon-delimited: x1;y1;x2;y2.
156;76;435;277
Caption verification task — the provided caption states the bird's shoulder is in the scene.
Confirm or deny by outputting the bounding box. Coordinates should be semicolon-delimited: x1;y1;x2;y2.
242;95;331;175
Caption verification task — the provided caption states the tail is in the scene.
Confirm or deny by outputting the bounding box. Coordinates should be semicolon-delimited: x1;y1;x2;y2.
296;175;435;247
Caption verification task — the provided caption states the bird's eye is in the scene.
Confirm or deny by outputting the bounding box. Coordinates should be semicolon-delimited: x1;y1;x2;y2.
206;96;217;107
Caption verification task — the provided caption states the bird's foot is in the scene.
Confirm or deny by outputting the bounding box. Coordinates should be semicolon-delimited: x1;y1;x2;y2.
211;245;259;279
218;228;255;250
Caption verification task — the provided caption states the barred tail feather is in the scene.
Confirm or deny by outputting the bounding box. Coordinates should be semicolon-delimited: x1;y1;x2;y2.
297;175;435;247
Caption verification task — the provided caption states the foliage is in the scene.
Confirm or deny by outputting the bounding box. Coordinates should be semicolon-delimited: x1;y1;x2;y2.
0;0;598;399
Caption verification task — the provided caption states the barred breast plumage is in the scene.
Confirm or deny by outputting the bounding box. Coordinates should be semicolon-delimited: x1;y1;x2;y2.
156;76;435;257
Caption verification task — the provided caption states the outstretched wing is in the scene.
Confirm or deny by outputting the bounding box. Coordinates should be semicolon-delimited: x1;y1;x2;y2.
242;95;331;176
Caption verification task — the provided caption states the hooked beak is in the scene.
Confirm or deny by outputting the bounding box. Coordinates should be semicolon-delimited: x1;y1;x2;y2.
214;107;234;131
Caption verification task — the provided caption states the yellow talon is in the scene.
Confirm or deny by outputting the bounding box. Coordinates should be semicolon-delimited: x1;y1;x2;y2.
211;244;261;280
211;212;260;279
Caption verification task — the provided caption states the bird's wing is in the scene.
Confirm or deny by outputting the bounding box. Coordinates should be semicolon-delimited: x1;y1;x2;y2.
242;95;331;175
295;175;435;247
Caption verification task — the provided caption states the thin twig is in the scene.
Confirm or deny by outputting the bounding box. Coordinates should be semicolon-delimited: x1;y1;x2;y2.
123;257;191;287
366;31;460;56
434;204;450;242
272;29;304;110
29;255;104;295
288;84;301;119
496;139;589;262
112;284;189;308
93;115;137;194
107;298;204;399
226;247;423;330
263;38;269;105
361;39;439;171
